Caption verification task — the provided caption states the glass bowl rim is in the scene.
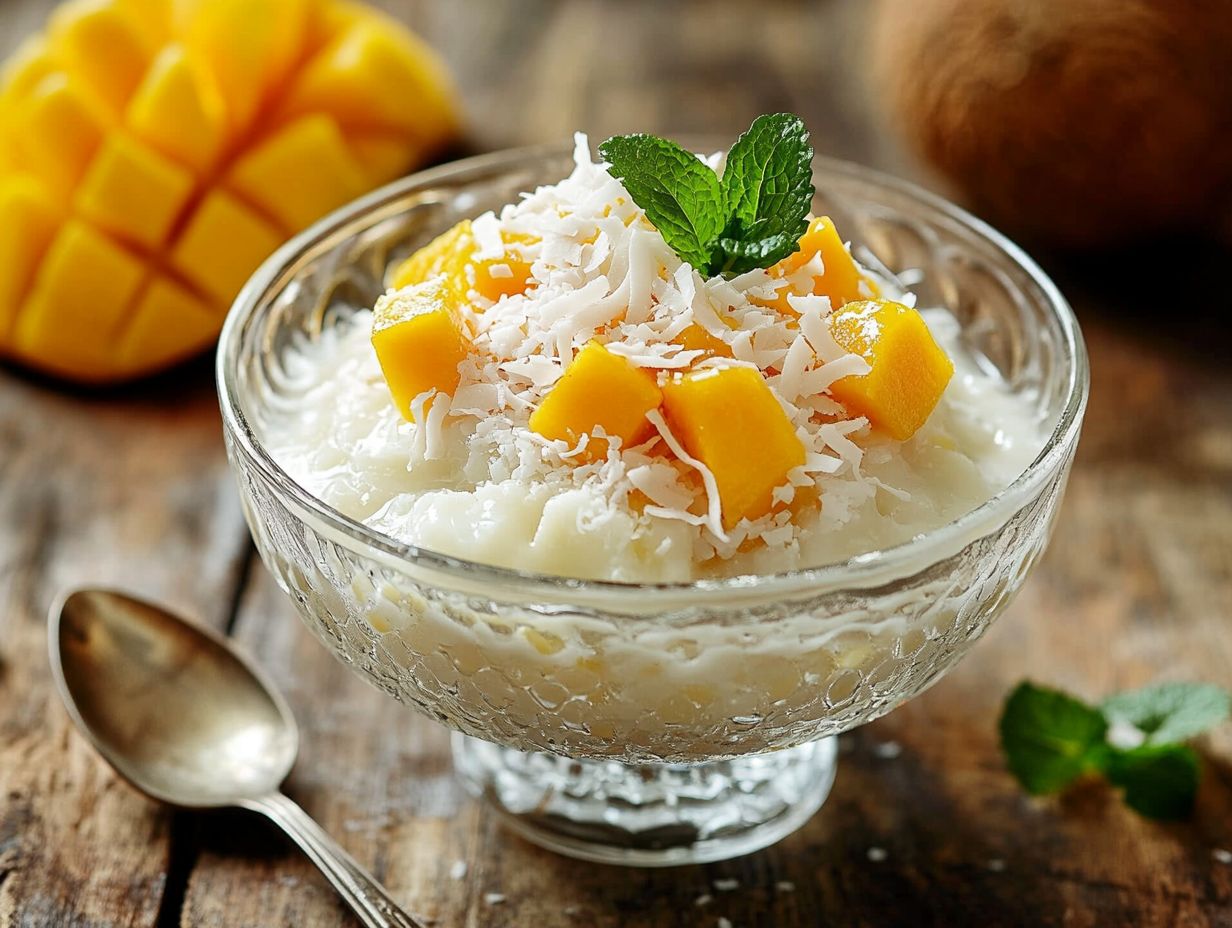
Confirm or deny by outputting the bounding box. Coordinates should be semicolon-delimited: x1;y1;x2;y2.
216;141;1089;598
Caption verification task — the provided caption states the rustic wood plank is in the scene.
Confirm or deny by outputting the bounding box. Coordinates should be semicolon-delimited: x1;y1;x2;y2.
0;360;252;927
176;3;1232;928
2;0;1232;926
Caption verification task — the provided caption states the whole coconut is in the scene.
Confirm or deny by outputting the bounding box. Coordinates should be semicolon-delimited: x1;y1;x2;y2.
870;0;1232;247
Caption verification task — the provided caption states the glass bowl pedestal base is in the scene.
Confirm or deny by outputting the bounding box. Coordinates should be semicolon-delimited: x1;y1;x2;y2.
452;734;838;866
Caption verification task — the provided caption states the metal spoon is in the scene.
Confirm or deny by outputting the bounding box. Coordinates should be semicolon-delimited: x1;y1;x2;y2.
49;588;425;928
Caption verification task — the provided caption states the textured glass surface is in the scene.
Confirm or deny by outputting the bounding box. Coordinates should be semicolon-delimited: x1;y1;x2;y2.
218;145;1088;767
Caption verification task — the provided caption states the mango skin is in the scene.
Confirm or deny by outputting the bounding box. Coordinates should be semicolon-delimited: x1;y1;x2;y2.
0;0;458;383
391;219;534;304
828;299;955;441
529;341;663;460
661;366;806;528
371;276;470;421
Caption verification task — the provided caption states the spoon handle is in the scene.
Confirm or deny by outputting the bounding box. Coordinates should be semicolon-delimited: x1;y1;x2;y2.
245;792;427;928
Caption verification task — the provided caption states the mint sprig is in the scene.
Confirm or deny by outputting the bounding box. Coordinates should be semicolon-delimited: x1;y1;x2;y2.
999;683;1109;794
1000;681;1229;820
596;134;725;271
599;113;814;277
1102;682;1232;746
716;113;815;275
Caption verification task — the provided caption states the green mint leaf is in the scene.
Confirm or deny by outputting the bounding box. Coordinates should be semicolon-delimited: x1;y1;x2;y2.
714;113;814;274
1102;682;1231;746
1103;743;1200;820
999;682;1108;795
711;224;806;276
598;134;725;271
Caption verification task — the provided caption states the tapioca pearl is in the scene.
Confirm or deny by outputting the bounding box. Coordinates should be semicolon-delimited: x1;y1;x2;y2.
520;626;565;656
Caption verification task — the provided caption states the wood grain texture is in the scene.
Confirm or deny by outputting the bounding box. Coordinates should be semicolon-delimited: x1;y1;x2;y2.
2;1;1231;927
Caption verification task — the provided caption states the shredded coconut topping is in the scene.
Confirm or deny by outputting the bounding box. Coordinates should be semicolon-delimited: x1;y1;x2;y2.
368;134;895;566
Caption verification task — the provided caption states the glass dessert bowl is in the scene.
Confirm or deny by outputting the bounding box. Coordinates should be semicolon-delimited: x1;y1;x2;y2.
217;141;1088;866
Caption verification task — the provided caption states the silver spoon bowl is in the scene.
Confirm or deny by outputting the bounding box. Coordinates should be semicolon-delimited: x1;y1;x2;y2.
49;588;424;928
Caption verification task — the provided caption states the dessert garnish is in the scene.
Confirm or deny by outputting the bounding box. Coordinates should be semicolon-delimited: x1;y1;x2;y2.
1000;680;1231;820
270;115;1041;581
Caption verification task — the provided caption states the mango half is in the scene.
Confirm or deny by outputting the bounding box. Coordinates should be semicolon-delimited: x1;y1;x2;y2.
0;0;458;382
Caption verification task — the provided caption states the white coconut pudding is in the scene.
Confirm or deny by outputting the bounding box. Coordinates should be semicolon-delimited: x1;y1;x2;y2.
266;132;1043;583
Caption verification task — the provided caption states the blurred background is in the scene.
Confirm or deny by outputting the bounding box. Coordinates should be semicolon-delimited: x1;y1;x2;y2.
1;2;1229;926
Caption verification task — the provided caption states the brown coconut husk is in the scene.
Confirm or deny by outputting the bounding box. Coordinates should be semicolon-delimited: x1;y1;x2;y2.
869;0;1232;248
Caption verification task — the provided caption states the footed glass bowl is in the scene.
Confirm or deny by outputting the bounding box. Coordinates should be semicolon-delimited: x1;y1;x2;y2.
217;143;1088;866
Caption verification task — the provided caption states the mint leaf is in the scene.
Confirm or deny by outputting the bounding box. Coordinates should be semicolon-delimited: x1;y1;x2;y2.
598;134;725;271
1103;744;1200;820
999;682;1108;794
713;113;814;275
1102;682;1231;746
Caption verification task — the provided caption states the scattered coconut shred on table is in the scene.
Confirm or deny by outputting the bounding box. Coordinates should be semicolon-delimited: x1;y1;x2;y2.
404;133;882;562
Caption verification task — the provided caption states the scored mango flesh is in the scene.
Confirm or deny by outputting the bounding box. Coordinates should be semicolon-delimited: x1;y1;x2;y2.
391;219;535;304
528;341;663;459
828;299;955;441
0;0;458;382
757;215;873;315
371;276;471;421
662;366;806;528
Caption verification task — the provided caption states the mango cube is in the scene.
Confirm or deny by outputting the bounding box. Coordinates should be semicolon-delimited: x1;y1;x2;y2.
125;45;226;174
661;366;805;528
529;341;662;458
0;178;60;336
673;323;731;358
758;215;871;315
392;219;535;305
827;299;955;441
0;0;458;383
76;131;195;248
372;277;471;421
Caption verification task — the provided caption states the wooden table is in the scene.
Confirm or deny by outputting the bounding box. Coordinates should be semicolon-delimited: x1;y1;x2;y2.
2;2;1231;925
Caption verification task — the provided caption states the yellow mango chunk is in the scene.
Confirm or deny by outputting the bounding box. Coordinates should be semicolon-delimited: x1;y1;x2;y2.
76;132;196;248
0;179;60;336
661;366;805;528
125;44;226;174
116;277;218;373
15;220;146;381
170;189;283;306
758;215;871;315
227;114;367;234
529;341;663;458
674;323;731;358
0;0;457;383
827;299;955;441
176;0;310;134
349;133;423;187
13;75;110;196
391;219;535;304
279;18;458;142
50;0;154;113
372;277;471;421
0;37;55;113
